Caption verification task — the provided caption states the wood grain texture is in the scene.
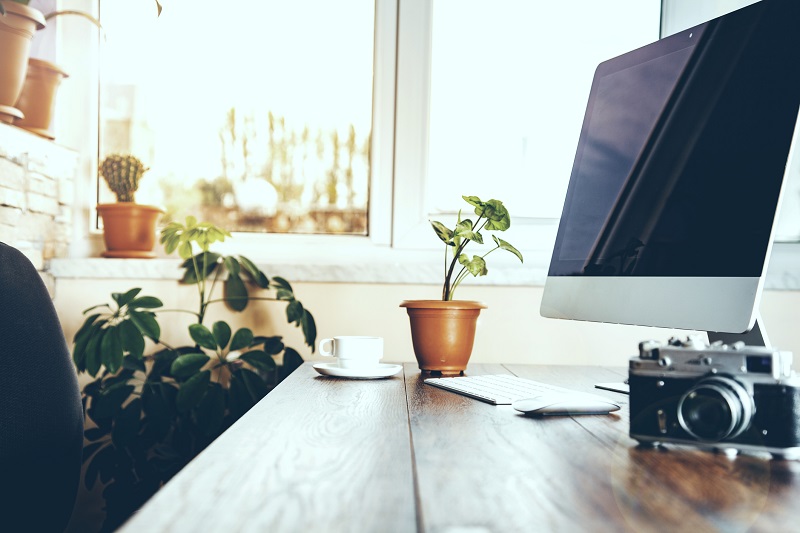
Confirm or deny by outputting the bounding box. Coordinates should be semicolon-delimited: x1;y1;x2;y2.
119;363;416;533
409;364;800;532
121;363;800;533
407;363;631;532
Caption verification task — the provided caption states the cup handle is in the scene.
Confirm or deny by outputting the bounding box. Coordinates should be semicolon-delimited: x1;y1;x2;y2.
319;338;334;357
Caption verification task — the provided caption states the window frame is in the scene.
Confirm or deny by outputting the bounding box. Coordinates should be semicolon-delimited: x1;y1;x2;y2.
55;0;800;292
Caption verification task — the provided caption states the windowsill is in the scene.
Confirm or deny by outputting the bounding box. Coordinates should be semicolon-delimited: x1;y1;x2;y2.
48;236;547;286
47;241;800;289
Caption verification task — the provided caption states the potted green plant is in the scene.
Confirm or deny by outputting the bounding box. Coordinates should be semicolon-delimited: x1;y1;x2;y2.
0;0;45;123
11;2;160;137
97;153;165;258
74;216;317;530
13;8;103;138
400;195;523;375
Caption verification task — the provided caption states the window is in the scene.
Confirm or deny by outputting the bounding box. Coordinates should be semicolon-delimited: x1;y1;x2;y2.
98;0;375;235
392;0;661;251
81;1;666;270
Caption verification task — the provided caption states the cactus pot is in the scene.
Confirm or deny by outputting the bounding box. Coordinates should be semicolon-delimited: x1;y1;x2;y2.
0;1;45;123
97;203;164;258
400;300;487;375
13;58;68;139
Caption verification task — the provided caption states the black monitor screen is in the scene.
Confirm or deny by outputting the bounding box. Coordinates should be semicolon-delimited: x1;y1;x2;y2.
548;0;800;278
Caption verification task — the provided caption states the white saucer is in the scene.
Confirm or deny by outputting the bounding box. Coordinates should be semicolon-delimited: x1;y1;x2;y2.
312;362;402;379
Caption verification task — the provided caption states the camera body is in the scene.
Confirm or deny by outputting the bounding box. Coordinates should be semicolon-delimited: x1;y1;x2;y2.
629;336;800;459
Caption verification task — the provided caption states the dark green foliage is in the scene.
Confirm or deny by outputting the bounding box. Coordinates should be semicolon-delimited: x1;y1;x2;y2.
74;218;316;531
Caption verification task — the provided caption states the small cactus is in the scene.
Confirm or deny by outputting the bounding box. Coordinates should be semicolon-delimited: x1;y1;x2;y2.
99;154;148;203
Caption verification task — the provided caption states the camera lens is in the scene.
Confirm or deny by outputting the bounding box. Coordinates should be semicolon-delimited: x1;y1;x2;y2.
677;376;753;442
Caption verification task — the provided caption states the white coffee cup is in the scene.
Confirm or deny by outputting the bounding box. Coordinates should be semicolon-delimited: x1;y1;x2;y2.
318;336;383;369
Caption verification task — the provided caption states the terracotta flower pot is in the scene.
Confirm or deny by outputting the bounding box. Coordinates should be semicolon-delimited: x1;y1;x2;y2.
13;58;68;139
97;203;164;258
400;300;487;375
0;1;45;123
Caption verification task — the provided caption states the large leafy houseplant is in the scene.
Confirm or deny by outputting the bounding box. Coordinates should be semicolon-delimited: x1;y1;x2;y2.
73;217;316;531
401;195;523;375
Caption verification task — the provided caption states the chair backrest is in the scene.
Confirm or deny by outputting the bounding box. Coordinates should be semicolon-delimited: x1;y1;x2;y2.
0;243;83;532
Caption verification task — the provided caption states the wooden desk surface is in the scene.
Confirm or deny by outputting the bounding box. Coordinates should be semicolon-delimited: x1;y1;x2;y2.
120;363;800;532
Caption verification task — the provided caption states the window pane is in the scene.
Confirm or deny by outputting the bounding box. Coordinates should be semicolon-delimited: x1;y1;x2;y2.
99;0;375;235
426;0;660;220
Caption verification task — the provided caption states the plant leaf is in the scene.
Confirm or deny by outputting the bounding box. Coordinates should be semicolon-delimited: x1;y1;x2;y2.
122;354;146;372
301;309;317;350
180;252;221;284
129;310;160;341
84;329;104;377
176;370;210;413
74;319;104;372
232;368;269;411
178;240;193;260
286;299;303;323
492;235;524;263
212;321;232;350
282;347;304;376
90;384;135;419
111;398;141;448
238;255;269;288
241;350;277;372
272;276;293;293
129;296;163;309
230;328;254;351
118;319;145;359
189;324;217;350
454;219;483;244
194;384;225;437
259;336;285;355
100;327;123;374
224;274;248;312
276;289;293;301
144;348;177;381
460;255;487;277
112;288;141;307
430;220;455;245
482;199;511;230
223;256;241;277
75;313;102;342
142;381;177;440
462;195;482;208
170;353;210;379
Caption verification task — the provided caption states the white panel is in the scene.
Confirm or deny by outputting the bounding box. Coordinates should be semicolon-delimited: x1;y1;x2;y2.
541;276;761;334
392;0;661;251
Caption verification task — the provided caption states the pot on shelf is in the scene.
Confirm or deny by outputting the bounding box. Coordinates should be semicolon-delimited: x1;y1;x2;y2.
400;300;487;375
0;1;45;123
97;203;164;258
13;57;68;139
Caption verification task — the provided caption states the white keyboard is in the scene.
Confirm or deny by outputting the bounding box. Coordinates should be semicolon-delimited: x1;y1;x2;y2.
424;374;603;405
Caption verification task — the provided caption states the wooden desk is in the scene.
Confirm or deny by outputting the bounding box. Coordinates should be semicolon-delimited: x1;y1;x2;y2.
120;363;800;532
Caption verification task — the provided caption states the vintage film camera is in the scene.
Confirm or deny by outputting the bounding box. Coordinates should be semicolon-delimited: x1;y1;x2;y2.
628;336;800;459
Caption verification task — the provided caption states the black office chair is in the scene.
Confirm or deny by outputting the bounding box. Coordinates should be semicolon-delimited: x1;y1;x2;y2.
0;242;84;532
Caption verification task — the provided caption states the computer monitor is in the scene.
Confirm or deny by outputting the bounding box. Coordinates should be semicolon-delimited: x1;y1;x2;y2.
540;0;800;348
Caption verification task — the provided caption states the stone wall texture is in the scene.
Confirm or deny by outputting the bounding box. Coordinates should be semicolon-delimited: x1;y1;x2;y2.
0;124;78;291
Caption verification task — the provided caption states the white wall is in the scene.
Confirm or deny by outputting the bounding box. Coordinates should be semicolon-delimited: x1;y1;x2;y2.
53;278;800;371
